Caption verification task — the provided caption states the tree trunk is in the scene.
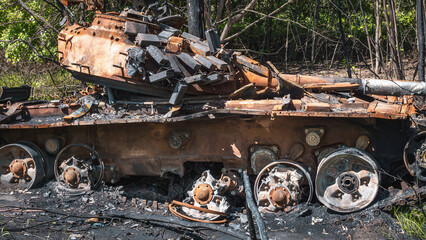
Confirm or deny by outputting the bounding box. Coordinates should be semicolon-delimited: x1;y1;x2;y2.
417;0;425;81
360;0;373;68
265;0;273;51
188;0;204;38
389;0;405;79
383;0;400;79
311;0;319;65
219;0;258;41
204;0;212;30
336;0;351;78
214;0;226;28
374;0;381;73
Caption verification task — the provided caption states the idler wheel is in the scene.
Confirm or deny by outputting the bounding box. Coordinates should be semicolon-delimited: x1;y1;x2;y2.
0;143;47;190
193;183;213;205
404;131;426;181
315;148;379;213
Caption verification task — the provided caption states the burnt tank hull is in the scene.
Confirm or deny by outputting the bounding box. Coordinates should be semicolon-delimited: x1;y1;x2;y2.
0;112;410;181
1;7;425;216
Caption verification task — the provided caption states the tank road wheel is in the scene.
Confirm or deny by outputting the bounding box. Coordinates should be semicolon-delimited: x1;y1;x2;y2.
181;170;230;221
0;143;47;190
54;144;104;193
315;148;380;213
254;160;313;212
403;131;426;181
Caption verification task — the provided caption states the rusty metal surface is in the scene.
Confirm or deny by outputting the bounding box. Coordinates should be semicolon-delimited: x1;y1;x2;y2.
0;112;400;182
0;90;414;131
378;183;426;211
279;74;426;96
57;10;305;100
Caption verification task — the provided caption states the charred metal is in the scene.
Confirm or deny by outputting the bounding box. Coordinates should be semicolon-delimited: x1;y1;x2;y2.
1;4;426;235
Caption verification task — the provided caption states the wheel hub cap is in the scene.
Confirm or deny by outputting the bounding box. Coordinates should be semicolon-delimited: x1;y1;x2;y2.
63;167;80;187
337;172;359;194
269;186;290;207
193;183;213;204
9;159;27;178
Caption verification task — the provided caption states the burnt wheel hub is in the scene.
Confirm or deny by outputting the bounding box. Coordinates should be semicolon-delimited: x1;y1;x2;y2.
416;144;426;169
269;186;290;207
54;144;104;193
9;159;27;178
193;183;213;205
0;144;46;190
63;167;81;187
255;162;313;213
337;172;359;194
183;170;230;221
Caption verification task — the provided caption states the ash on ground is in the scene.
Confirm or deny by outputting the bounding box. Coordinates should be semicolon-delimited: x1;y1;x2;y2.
0;178;408;240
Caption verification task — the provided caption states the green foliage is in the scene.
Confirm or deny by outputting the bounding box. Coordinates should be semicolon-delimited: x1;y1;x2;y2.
0;0;420;64
217;0;418;62
0;66;80;100
393;205;426;240
0;0;61;63
0;0;133;63
0;227;10;237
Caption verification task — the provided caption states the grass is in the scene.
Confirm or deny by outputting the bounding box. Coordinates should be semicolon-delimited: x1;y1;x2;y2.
0;56;82;101
393;204;426;240
0;68;81;101
0;227;10;237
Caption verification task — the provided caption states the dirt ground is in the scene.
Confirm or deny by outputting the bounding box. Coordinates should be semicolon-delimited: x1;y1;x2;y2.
0;175;411;240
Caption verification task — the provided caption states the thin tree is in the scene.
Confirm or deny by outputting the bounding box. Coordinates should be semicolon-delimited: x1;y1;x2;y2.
336;0;352;78
417;0;425;81
374;0;382;73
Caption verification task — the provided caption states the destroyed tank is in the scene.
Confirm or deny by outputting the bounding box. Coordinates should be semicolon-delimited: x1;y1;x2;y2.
1;6;426;221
